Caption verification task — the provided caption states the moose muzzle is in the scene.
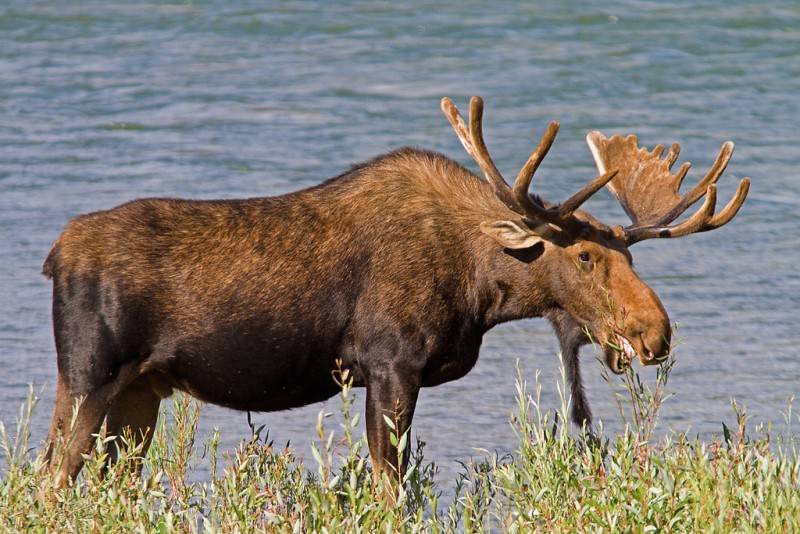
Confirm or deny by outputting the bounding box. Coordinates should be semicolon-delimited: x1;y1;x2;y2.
605;305;671;374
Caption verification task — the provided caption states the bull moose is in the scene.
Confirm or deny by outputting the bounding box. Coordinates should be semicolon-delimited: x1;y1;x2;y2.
42;96;749;487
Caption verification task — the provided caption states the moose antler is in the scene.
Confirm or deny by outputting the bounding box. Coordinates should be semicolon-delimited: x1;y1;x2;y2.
586;132;750;245
441;96;618;225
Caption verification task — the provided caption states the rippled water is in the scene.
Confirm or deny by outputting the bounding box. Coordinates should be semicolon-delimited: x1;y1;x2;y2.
1;1;798;483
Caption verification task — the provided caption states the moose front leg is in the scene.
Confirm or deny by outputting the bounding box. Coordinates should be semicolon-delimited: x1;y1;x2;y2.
560;333;592;430
548;310;593;430
364;367;420;486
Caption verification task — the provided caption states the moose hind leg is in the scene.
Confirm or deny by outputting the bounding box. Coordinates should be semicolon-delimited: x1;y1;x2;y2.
47;269;152;486
50;359;150;488
43;373;74;465
51;360;151;488
50;387;113;488
105;375;162;470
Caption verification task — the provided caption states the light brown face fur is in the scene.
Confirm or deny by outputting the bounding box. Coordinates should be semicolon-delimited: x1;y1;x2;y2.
554;226;670;374
479;208;671;374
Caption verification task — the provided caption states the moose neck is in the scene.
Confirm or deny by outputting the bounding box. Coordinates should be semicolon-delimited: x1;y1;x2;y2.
470;238;555;330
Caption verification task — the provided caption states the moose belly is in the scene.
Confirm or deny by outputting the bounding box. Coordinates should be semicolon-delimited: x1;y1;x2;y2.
163;328;344;412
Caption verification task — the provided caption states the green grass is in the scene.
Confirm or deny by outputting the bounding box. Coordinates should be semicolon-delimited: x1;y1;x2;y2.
1;358;799;532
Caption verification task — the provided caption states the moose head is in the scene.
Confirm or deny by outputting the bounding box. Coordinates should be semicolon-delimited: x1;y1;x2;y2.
442;97;750;378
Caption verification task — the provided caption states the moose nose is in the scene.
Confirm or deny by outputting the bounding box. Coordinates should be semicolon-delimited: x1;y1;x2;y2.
640;322;671;364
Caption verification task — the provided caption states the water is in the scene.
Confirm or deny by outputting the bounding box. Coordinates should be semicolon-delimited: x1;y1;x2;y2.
1;1;798;484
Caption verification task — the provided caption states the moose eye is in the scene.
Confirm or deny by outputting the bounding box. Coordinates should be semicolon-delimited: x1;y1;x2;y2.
578;251;591;263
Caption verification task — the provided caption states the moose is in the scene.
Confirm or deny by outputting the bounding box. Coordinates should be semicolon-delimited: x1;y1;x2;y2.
42;96;749;487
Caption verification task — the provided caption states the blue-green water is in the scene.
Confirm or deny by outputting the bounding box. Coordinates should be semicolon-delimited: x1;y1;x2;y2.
1;2;798;482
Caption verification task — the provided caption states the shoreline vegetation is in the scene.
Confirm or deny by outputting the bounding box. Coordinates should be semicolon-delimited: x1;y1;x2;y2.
1;358;799;532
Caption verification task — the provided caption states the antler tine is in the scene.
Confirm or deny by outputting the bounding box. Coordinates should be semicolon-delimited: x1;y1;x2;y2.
625;185;717;244
512;121;559;203
651;144;665;157
464;97;518;209
509;121;567;223
699;177;750;232
558;169;619;217
673;162;691;191
441;97;518;211
440;97;476;158
465;97;507;187
664;143;681;168
657;141;734;225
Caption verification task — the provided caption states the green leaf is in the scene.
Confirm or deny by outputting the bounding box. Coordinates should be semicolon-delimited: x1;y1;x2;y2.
398;432;408;454
383;415;396;431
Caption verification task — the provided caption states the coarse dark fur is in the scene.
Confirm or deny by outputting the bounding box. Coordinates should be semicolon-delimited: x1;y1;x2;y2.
43;147;671;486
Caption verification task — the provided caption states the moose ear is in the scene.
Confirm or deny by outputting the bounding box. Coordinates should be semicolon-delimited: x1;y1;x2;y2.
479;220;544;249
